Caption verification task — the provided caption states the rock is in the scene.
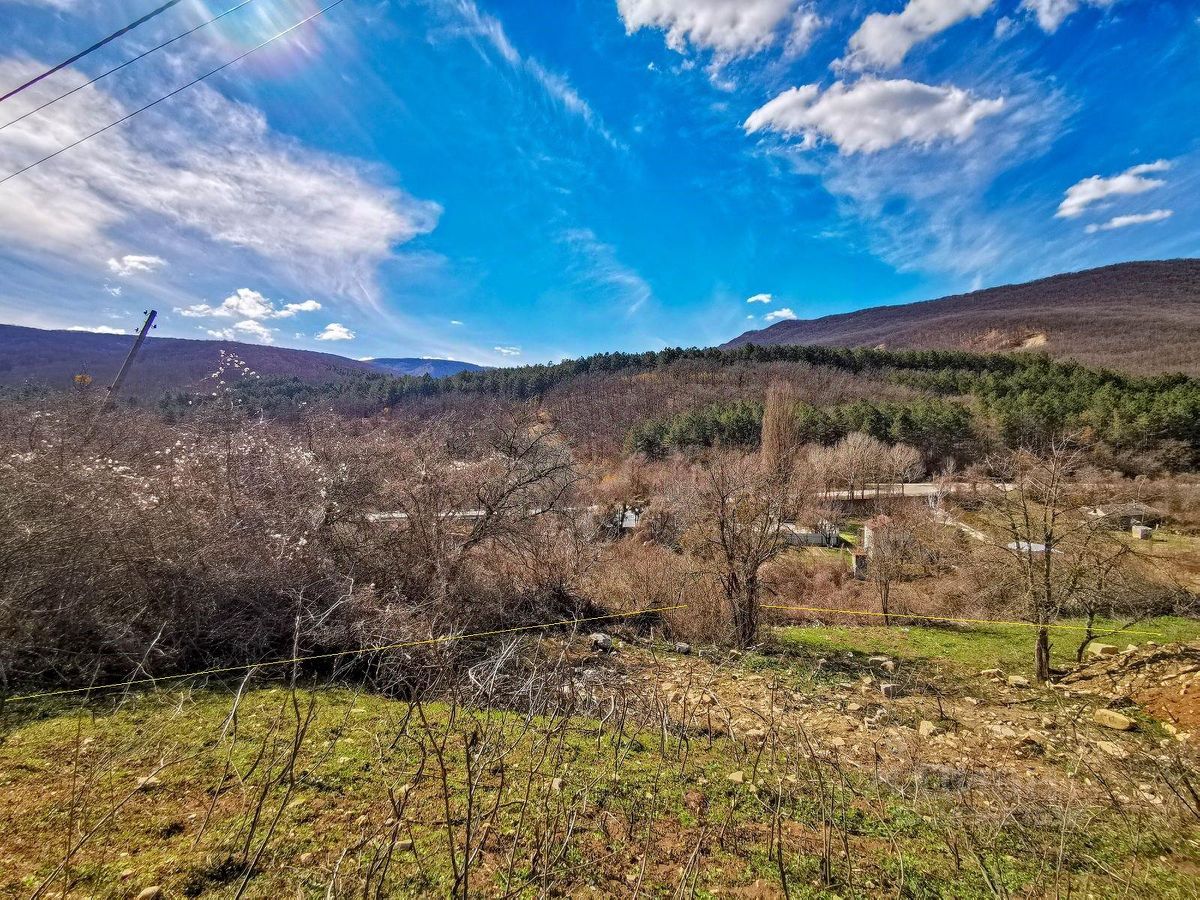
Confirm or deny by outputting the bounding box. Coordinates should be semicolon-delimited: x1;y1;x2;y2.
590;632;613;653
551;777;563;793
1094;709;1135;731
726;770;745;784
299;852;314;865
136;889;162;900
674;642;692;655
1094;740;1129;759
880;683;898;699
918;720;942;739
1006;675;1030;688
1086;642;1119;658
980;668;1003;679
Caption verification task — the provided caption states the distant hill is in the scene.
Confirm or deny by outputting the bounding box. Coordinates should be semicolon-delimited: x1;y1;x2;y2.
723;259;1200;376
368;358;485;378
0;325;395;401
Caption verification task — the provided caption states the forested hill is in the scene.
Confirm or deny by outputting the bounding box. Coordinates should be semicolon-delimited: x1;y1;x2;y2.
723;259;1200;376
0;325;477;399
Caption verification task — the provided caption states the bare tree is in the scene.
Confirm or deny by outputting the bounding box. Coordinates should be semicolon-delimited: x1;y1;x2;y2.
761;381;801;476
981;440;1125;681
678;451;794;647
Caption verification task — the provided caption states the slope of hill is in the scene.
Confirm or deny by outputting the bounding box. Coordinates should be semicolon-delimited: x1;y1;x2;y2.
368;357;485;377
0;325;386;400
0;327;487;399
723;260;1200;376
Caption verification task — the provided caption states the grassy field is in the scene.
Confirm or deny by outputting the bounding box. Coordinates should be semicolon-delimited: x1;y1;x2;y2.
3;623;1200;898
775;616;1200;678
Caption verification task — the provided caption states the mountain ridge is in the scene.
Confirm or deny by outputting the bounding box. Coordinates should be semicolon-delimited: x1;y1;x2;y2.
723;259;1200;376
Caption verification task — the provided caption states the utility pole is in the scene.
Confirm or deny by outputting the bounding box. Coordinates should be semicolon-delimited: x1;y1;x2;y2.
88;308;156;436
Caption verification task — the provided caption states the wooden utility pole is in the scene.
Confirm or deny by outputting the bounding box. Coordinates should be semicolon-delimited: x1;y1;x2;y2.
88;308;156;436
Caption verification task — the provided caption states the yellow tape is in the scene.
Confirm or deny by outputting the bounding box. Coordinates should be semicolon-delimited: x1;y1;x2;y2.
5;605;687;704
764;604;1163;636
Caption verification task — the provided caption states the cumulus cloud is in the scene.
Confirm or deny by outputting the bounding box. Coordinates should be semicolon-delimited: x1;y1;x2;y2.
493;345;522;356
617;0;819;58
0;58;440;299
106;254;166;277
176;288;321;321
1085;209;1173;233
744;78;1005;154
315;322;355;341
745;293;773;303
67;324;126;334
841;0;994;71
207;319;275;344
764;307;797;321
1056;160;1170;218
1021;0;1117;32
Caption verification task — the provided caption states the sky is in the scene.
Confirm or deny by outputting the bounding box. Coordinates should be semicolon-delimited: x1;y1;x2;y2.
0;0;1197;366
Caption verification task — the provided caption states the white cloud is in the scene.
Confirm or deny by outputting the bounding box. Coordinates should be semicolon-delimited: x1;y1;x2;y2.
275;299;322;318
561;228;653;315
451;1;620;148
206;319;275;344
493;345;522;356
616;0;801;57
784;6;826;58
67;324;126;334
1056;160;1170;218
764;307;798;321
0;58;440;300
841;0;994;71
745;292;773;303
315;322;355;341
106;254;166;277
450;319;464;325
1085;209;1173;233
745;78;1004;154
176;288;320;321
1021;0;1117;33
103;284;122;297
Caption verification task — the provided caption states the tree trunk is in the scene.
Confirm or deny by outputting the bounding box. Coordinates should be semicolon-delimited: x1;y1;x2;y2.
1035;625;1051;683
879;580;891;627
734;575;759;648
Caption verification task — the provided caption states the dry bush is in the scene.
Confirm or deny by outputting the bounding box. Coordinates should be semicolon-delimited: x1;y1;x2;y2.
0;393;590;691
581;540;731;645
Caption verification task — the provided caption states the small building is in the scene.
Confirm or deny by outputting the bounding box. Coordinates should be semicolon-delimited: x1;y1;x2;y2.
1085;501;1164;530
781;523;838;547
1005;541;1061;556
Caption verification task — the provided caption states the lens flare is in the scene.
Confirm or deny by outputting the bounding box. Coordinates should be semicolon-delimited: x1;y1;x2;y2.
197;0;332;78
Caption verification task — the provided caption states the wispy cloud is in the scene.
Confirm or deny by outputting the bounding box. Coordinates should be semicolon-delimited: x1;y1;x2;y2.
1085;208;1173;233
493;345;521;356
0;58;440;302
449;0;621;149
561;228;653;315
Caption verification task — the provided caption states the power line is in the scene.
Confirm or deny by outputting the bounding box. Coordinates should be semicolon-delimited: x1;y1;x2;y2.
0;0;348;188
0;0;260;134
1;0;190;104
3;605;687;703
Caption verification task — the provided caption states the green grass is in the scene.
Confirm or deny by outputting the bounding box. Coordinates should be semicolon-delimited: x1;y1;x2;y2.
774;616;1200;678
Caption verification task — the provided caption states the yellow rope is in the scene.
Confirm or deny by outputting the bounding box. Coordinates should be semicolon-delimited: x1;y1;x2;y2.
5;605;687;704
764;604;1163;636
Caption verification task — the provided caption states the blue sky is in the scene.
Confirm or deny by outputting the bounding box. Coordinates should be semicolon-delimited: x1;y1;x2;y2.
0;0;1197;366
